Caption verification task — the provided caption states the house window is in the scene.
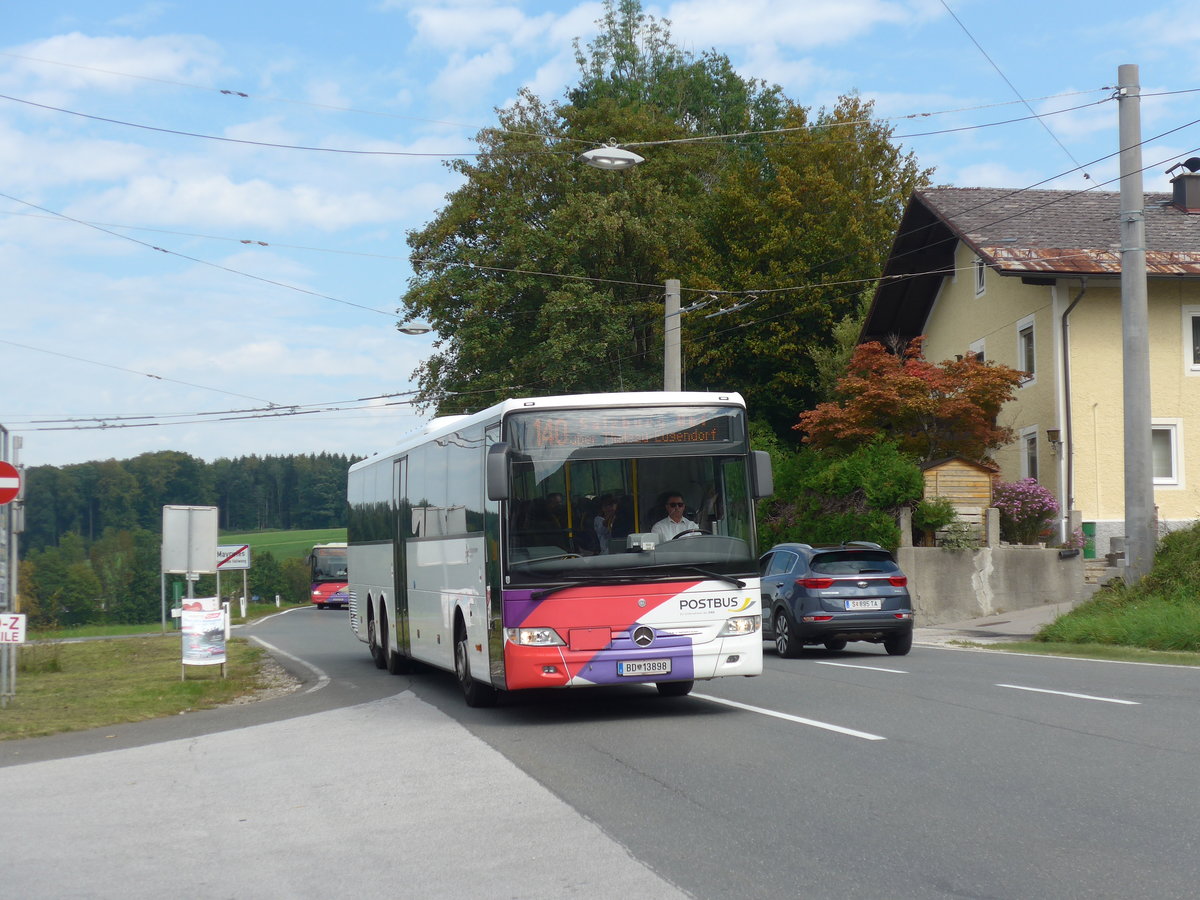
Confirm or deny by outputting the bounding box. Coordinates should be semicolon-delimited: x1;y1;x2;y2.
1184;306;1200;373
1017;316;1035;385
974;257;986;296
1021;427;1039;481
1152;422;1181;485
968;338;985;363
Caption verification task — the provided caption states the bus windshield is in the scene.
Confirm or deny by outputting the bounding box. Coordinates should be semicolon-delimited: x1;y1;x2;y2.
502;406;757;584
311;547;348;583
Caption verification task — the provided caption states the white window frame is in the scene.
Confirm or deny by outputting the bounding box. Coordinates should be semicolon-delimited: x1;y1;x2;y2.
1016;314;1036;387
1151;419;1183;487
968;338;985;363
1020;425;1039;481
1182;306;1200;375
974;256;986;297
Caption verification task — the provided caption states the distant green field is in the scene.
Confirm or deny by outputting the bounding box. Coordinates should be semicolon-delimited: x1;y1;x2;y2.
220;528;346;561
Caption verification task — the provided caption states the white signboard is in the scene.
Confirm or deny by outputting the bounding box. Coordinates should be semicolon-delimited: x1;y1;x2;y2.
0;613;25;644
181;597;226;666
217;544;251;570
161;506;219;575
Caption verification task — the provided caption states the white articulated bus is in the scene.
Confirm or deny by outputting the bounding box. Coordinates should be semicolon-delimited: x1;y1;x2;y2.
347;391;773;706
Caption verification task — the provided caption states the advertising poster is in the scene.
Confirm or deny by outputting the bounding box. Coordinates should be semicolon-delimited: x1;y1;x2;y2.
181;596;226;666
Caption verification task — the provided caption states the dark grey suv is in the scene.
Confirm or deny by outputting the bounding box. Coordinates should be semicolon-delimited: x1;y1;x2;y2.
759;542;914;656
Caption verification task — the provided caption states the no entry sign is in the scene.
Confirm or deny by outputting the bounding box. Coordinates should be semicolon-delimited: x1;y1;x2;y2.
0;460;19;505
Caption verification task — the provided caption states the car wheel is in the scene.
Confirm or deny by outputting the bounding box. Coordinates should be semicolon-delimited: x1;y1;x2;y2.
774;611;802;658
656;680;694;697
455;621;498;707
368;611;386;669
884;630;913;656
824;638;847;652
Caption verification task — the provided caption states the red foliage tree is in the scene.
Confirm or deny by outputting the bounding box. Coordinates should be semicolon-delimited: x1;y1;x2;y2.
795;338;1025;463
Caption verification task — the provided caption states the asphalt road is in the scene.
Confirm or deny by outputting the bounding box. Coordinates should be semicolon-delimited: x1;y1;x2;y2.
4;607;1200;899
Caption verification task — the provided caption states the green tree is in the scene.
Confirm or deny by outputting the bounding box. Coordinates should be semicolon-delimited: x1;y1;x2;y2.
399;0;926;432
756;439;923;550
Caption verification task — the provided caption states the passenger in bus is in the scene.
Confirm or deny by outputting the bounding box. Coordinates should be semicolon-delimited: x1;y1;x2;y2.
593;495;617;553
652;491;698;542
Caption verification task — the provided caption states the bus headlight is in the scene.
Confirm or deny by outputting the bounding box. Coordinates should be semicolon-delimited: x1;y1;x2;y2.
505;627;566;646
718;615;761;636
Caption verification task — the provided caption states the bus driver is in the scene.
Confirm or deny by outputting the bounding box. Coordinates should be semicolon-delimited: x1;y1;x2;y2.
652;492;698;543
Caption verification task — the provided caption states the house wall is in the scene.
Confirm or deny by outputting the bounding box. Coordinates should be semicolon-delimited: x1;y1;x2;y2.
1067;278;1200;553
922;242;1062;519
921;244;1200;554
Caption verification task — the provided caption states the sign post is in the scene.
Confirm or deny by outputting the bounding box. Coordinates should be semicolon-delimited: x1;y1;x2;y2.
0;427;21;708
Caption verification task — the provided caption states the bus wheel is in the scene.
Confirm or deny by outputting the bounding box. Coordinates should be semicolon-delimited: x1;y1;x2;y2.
454;623;497;708
368;610;386;669
656;680;694;698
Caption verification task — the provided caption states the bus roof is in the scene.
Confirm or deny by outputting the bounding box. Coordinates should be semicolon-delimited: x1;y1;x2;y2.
350;390;746;473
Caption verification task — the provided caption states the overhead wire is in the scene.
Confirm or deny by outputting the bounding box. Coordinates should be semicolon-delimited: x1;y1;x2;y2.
939;0;1091;180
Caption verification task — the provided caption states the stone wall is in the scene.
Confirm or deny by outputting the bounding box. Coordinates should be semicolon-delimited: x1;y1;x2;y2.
896;544;1090;625
896;506;1094;625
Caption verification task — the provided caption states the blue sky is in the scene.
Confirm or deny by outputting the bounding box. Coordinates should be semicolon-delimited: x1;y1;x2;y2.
4;0;1199;467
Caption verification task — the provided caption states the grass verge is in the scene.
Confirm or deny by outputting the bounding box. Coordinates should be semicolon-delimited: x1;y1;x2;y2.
0;636;272;741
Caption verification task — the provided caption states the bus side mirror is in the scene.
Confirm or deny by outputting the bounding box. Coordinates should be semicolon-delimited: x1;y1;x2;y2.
486;442;510;501
750;450;774;499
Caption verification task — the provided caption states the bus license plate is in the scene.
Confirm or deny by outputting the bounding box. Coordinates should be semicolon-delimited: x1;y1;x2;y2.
618;658;671;676
845;599;882;610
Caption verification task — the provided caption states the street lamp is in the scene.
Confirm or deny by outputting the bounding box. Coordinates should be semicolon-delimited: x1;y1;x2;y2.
578;145;644;171
397;321;432;335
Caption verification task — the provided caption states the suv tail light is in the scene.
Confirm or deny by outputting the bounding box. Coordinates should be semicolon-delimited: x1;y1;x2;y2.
888;576;908;587
797;577;834;589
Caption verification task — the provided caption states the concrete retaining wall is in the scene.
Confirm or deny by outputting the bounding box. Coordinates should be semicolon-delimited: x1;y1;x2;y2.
896;505;1093;625
896;545;1091;625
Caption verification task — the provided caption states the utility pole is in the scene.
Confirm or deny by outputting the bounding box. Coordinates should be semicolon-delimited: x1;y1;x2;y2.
664;278;682;391
1117;63;1156;583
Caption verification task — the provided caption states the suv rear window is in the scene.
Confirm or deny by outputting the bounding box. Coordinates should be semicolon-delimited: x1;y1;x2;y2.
810;552;900;576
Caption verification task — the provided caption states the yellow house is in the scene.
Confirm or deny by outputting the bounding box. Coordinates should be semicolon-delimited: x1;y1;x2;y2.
862;178;1200;556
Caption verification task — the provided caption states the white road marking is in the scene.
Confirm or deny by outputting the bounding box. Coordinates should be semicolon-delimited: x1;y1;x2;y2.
815;661;908;674
996;683;1139;705
691;693;886;741
250;636;331;694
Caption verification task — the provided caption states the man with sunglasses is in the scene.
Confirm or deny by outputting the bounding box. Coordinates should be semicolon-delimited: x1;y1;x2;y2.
652;492;698;543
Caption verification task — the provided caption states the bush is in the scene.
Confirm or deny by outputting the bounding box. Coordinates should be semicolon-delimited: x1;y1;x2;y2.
993;478;1059;544
755;437;923;551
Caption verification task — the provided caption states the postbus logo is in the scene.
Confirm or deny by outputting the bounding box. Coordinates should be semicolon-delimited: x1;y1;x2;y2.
678;595;753;613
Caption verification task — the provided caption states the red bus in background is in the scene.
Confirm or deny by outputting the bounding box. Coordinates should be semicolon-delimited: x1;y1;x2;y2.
308;542;350;609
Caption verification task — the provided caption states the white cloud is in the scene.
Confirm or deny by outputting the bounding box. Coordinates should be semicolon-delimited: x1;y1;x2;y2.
663;0;920;51
4;32;225;93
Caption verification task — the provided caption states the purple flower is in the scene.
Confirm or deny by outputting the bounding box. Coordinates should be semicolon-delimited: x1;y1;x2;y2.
993;479;1059;544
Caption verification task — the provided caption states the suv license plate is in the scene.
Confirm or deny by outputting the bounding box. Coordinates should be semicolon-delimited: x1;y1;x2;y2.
845;599;882;610
618;658;671;676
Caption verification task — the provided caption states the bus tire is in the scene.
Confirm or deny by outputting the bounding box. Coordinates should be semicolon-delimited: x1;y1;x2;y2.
454;619;497;708
656;680;694;698
368;607;386;669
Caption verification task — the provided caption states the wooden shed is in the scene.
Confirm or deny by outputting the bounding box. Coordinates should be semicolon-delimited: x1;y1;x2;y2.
920;457;995;543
